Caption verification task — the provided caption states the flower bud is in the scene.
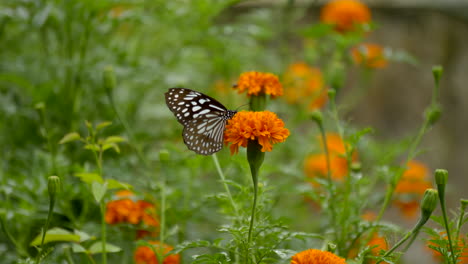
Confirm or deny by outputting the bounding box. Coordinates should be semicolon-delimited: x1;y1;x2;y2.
351;162;362;173
461;199;468;208
103;65;116;94
326;242;337;253
434;169;448;186
421;189;438;217
327;89;336;100
48;176;61;199
310;110;323;125
425;105;442;126
159;150;170;163
432;65;443;86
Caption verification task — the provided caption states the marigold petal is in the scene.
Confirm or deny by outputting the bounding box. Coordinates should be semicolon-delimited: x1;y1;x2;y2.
234;72;283;97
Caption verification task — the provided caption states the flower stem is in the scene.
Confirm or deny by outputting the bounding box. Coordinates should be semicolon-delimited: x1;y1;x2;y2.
36;193;56;264
100;201;107;264
212;154;239;217
437;179;457;264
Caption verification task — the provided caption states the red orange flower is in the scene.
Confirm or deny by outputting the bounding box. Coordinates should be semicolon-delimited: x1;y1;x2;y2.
393;160;432;219
134;241;180;264
105;190;159;237
320;0;371;33
283;62;328;110
351;43;388;69
234;71;283;97
224;111;290;155
291;248;346;264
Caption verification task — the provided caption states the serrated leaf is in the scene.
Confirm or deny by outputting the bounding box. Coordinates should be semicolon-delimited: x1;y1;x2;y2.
106;179;132;190
59;132;81;144
30;228;80;246
74;172;103;184
104;136;126;144
96;121;112;131
88;242;121;254
72;243;87;253
92;182;107;203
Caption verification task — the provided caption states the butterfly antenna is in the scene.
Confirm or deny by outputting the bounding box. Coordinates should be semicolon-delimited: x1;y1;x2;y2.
235;103;249;111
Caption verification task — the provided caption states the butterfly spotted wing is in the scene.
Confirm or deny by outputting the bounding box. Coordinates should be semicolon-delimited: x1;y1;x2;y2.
165;88;237;155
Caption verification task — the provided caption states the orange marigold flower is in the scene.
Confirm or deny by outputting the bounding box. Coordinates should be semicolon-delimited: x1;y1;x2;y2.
320;0;371;33
291;248;346;264
134;241;180;264
224;111;289;155
234;71;283;97
351;43;388;69
427;232;468;263
283;62;328;110
393;160;432;219
348;234;388;264
304;133;357;182
105;191;159;231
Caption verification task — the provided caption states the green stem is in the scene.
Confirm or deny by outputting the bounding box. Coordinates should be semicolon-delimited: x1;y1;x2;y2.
36;195;56;264
212;154;239;217
438;183;457;264
100;201;107;264
247;180;258;245
159;156;169;264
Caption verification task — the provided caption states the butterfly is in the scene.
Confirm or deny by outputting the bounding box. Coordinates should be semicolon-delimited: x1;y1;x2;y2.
165;88;237;155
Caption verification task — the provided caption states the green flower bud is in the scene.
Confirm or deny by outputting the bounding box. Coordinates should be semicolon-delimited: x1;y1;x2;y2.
425;105;442;126
351;162;362;173
435;169;448;186
310;110;323;125
461;199;468;208
327;89;336;100
48;176;61;199
159;149;170;163
432;65;443;86
421;189;438;216
103;65;116;94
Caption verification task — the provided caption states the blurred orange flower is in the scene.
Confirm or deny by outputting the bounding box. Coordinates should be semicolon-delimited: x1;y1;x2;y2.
304;133;357;182
320;0;371;33
105;190;159;237
234;71;283;97
393;160;432;219
291;248;346;264
351;43;388;69
348;234;388;264
134;241;180;264
428;232;468;263
224;111;290;154
283;62;328;110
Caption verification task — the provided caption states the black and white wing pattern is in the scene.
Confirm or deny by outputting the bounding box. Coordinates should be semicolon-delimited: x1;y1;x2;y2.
165;88;237;155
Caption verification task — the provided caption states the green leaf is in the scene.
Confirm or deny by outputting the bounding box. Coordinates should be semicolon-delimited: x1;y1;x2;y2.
72;243;87;253
102;143;120;154
88;242;122;254
84;144;100;152
30;228;80;246
92;182;107;203
74;230;93;242
74;172;103;184
103;136;126;144
106;179;132;190
59;132;81;144
96;121;112;131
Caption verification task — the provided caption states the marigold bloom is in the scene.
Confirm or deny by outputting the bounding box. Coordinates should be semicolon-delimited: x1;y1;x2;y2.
320;0;371;33
351;43;388;69
234;71;283;97
348;234;388;264
291;248;346;264
393;160;432;219
428;232;468;263
224;111;290;154
283;62;328;110
304;133;357;182
105;191;159;233
134;241;180;264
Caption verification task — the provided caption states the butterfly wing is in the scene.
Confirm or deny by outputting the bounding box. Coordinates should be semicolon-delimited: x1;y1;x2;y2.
165;88;235;155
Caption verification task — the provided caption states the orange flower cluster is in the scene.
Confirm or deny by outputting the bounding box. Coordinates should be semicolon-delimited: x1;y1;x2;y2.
283;62;328;110
234;71;283;97
291;248;346;264
304;133;357;182
393;160;432;219
105;190;159;236
351;43;388;69
320;0;371;33
428;232;468;263
134;241;180;264
224;111;290;154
